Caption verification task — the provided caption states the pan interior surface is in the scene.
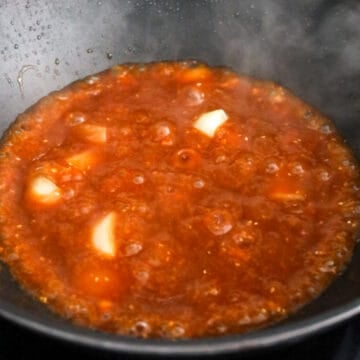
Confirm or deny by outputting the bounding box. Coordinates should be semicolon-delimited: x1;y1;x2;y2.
0;0;359;355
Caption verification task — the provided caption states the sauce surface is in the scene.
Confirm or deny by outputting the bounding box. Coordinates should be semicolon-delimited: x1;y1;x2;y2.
0;61;359;339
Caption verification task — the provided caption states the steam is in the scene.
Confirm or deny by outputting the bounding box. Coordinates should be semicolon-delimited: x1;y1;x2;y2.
121;0;360;115
203;0;360;143
123;0;360;140
0;0;359;144
319;2;360;73
209;1;360;89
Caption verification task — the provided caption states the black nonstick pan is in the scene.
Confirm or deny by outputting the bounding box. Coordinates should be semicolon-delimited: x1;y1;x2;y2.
0;0;359;357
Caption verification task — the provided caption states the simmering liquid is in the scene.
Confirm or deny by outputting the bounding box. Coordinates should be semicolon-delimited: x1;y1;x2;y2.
0;61;359;338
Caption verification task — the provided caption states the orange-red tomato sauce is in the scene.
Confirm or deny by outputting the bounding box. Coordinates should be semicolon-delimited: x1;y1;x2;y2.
0;61;359;338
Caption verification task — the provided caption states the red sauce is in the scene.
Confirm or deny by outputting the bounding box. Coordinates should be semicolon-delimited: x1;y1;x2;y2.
0;61;359;338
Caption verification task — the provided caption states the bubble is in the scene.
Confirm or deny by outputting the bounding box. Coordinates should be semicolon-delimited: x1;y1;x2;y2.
106;52;113;60
319;171;330;181
173;148;200;169
63;188;75;200
193;178;205;189
87;48;94;54
14;44;19;49
251;312;268;324
119;126;132;136
56;94;69;101
216;324;227;333
215;155;228;163
66;112;86;126
137;64;147;72
320;260;336;273
204;209;233;236
292;163;304;175
186;88;204;106
151;121;176;146
134;270;149;283
265;162;279;174
238;315;252;325
208;287;219;296
101;311;111;321
132;175;145;185
168;324;185;338
320;124;332;134
342;160;354;169
269;88;284;103
54;58;60;65
85;75;99;85
132;321;151;337
125;242;143;256
137;203;149;214
156;124;170;137
232;229;255;246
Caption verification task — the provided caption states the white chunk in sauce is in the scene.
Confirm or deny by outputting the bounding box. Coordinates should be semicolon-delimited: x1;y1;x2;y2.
193;109;229;138
92;212;117;257
28;175;62;204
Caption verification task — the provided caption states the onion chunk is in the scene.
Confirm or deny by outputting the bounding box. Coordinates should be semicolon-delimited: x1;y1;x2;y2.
92;212;117;257
74;124;107;144
66;150;98;171
28;175;62;204
193;109;229;138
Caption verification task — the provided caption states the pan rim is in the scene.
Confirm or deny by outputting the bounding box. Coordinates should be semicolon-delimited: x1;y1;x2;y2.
0;296;359;356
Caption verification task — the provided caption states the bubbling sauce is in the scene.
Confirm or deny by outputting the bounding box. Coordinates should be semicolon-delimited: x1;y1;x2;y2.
0;61;359;338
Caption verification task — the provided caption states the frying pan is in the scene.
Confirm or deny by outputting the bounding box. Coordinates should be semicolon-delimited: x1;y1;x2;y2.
0;0;359;356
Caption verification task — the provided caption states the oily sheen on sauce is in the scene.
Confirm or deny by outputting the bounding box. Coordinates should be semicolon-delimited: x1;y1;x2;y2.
0;61;359;339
